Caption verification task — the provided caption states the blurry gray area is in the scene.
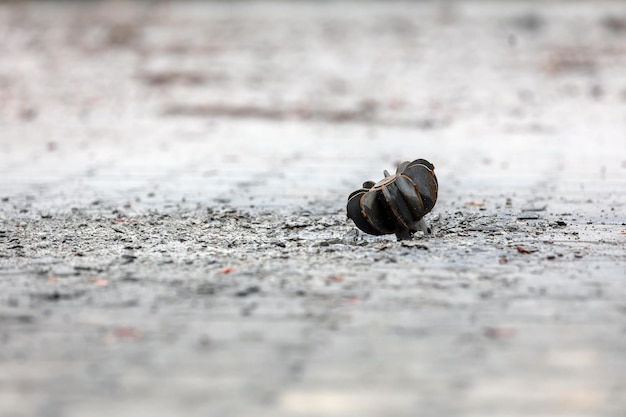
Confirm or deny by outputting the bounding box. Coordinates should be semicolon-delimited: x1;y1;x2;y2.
1;1;626;417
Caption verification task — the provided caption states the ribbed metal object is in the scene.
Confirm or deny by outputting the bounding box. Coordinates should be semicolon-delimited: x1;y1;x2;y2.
347;159;438;240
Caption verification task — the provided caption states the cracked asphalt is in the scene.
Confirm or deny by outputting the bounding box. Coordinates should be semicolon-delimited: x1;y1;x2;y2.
1;1;625;416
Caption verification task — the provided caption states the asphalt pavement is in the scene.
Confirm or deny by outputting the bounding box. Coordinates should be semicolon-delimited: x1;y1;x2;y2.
1;2;625;416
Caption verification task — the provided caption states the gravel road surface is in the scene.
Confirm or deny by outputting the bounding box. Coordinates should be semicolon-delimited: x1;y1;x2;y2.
1;2;625;416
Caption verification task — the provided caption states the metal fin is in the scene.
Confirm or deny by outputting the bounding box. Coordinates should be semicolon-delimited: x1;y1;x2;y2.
347;190;384;235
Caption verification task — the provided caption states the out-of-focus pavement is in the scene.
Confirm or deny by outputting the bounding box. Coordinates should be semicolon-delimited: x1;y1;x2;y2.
1;2;625;416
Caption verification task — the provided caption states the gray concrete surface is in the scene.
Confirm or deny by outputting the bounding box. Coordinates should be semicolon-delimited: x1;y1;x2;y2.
1;1;626;416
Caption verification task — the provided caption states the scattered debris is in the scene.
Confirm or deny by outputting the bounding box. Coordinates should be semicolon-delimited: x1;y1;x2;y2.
326;275;344;283
121;254;137;264
284;221;310;229
36;290;87;302
516;245;538;254
400;241;429;250
235;286;260;297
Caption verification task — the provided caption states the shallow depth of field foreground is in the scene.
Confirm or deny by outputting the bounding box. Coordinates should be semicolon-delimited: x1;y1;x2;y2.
1;1;625;416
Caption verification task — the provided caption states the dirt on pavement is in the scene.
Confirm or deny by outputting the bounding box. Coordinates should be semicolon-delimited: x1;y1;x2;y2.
1;2;625;416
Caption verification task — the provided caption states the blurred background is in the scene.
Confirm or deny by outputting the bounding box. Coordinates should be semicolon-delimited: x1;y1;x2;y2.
1;0;624;212
1;1;625;417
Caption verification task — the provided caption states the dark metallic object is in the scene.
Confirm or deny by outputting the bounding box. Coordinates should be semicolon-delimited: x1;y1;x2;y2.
347;159;438;240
